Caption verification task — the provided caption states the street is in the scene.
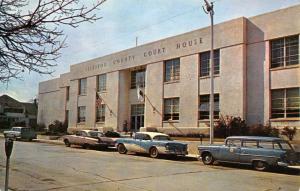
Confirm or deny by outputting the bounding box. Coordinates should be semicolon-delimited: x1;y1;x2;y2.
0;140;299;191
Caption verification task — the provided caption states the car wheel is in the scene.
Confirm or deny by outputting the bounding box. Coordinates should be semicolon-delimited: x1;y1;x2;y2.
117;144;127;154
64;139;71;147
202;152;214;165
253;161;268;171
149;147;159;158
82;143;90;149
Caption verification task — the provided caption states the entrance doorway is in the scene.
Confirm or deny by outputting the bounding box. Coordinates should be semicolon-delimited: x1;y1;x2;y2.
130;104;144;132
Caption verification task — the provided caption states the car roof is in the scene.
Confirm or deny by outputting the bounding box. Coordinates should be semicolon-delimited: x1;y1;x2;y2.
226;136;283;141
136;132;169;139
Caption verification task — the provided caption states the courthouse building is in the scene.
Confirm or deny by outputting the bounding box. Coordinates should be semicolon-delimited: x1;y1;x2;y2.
38;5;300;134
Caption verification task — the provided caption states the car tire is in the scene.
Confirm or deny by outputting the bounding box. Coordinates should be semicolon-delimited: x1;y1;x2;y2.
202;152;214;165
64;139;71;147
82;143;90;149
149;147;159;158
253;161;268;171
117;144;127;154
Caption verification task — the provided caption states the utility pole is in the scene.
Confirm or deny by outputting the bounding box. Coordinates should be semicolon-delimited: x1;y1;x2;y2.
203;0;214;144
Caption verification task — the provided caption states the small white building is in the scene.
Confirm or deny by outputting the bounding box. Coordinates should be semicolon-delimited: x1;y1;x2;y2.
38;5;300;137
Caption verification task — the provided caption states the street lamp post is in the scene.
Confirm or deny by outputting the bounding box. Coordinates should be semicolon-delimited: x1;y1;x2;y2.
203;0;215;144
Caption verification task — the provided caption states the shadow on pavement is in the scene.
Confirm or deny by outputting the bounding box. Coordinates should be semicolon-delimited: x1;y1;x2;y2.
131;153;198;162
215;162;300;175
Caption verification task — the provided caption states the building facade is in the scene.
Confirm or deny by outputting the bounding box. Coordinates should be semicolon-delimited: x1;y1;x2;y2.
38;5;300;135
0;95;38;128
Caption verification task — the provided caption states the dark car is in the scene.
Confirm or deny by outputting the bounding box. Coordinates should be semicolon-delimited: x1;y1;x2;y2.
4;127;37;141
198;136;300;171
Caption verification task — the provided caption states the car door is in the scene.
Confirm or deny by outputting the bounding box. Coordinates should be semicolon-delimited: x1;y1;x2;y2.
240;140;258;164
220;139;242;163
139;134;152;153
126;133;142;152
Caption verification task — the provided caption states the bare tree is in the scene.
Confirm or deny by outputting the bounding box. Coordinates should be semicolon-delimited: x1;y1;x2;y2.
0;0;106;83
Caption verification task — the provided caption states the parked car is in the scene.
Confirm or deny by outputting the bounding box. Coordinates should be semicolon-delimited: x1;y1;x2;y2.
116;132;188;158
198;136;300;171
3;127;37;141
62;130;120;149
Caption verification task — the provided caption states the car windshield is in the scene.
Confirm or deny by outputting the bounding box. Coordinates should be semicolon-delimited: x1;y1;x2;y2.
278;141;294;151
12;128;21;132
88;131;103;138
153;135;171;141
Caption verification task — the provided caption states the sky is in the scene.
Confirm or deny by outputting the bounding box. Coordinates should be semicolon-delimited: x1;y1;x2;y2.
1;0;300;102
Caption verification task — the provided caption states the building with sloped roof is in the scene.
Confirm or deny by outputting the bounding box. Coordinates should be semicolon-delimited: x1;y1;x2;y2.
0;94;37;128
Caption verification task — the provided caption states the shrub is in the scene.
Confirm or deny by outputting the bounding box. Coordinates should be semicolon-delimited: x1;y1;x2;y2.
214;115;248;138
248;124;279;137
281;126;297;141
34;123;46;132
48;120;68;135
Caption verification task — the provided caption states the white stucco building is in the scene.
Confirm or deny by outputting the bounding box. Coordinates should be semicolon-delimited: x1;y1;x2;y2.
38;5;300;136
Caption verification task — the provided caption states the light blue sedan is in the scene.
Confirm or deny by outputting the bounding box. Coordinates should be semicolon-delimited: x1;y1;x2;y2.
116;132;188;158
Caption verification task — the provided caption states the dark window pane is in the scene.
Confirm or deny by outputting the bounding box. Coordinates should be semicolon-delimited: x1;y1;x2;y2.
271;38;284;68
200;50;220;77
285;36;299;66
199;94;219;120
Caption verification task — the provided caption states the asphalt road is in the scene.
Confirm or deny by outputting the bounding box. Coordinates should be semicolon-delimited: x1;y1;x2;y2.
0;140;299;191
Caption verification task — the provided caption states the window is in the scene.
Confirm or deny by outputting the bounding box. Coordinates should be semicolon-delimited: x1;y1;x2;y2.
97;74;106;92
165;58;180;82
77;106;86;123
200;49;220;77
226;139;241;147
271;35;299;68
199;94;220;120
243;141;258;148
79;78;87;95
66;86;70;101
131;104;144;116
271;88;300;118
163;98;179;121
96;104;105;122
131;69;146;89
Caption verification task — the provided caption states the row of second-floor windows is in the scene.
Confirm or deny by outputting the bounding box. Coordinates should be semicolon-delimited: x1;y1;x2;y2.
78;74;107;95
270;35;299;69
163;94;220;121
77;104;106;123
164;50;220;82
271;87;300;119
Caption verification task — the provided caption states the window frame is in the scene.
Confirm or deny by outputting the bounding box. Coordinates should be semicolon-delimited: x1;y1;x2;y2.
97;74;107;92
271;87;300;119
79;78;87;95
199;94;220;120
199;49;220;77
164;58;180;82
131;69;146;89
96;104;106;123
77;106;86;123
270;35;299;69
163;97;180;121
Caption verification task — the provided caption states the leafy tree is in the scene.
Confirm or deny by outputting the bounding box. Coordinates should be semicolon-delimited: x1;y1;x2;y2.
0;0;106;82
